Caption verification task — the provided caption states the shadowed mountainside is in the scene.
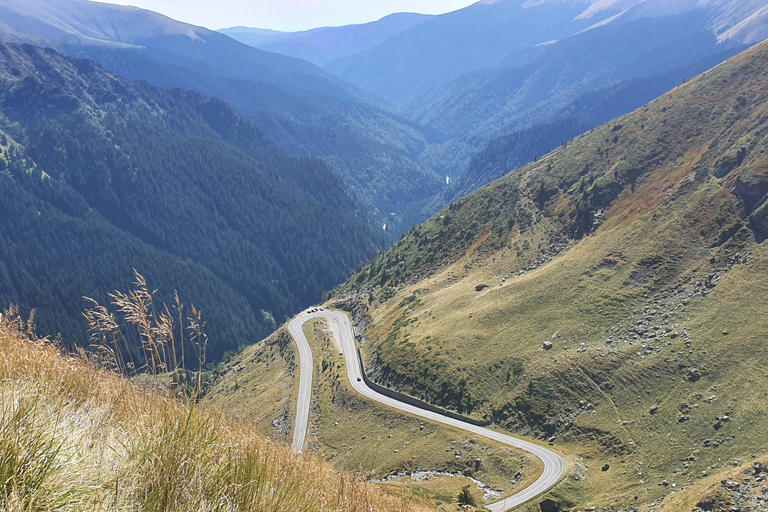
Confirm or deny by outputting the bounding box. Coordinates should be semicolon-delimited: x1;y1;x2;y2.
0;0;444;233
0;43;380;361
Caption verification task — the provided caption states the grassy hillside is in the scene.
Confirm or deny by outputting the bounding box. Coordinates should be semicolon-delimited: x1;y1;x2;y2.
333;40;768;510
0;308;432;512
426;53;746;212
207;316;547;511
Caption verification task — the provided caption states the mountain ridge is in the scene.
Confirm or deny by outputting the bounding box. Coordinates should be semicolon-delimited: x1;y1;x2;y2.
0;0;445;232
220;13;434;67
331;37;768;510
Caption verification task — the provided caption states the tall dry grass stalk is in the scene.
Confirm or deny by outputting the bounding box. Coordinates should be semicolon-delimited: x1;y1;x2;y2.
84;270;210;398
0;305;430;512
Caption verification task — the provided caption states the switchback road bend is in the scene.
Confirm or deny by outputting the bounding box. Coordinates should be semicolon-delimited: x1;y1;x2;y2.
288;310;566;511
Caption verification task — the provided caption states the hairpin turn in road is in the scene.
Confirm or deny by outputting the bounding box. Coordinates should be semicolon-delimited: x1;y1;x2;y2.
288;309;566;511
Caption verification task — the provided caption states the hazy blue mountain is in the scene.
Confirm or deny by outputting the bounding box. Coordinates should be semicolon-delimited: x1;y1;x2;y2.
411;8;749;141
321;0;764;198
220;13;433;67
426;52;743;213
0;0;356;103
328;0;768;108
0;0;444;233
0;42;381;361
413;8;750;181
327;1;605;105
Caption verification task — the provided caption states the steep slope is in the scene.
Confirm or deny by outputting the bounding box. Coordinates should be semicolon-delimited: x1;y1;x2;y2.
220;13;433;67
0;43;380;361
327;0;600;105
328;0;766;191
329;0;766;107
0;313;430;511
412;5;757;181
333;40;768;509
0;0;353;102
428;56;744;209
0;0;444;230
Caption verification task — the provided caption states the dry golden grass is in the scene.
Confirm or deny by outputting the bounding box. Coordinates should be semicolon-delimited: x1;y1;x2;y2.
330;41;768;510
0;308;431;512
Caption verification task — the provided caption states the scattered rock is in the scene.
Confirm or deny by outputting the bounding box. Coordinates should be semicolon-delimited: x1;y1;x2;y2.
688;367;702;381
697;472;768;511
271;409;290;441
696;495;717;511
543;341;554;350
539;499;560;512
650;405;659;414
475;284;490;292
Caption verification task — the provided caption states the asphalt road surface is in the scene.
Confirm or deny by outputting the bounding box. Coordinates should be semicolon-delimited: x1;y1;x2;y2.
288;309;566;510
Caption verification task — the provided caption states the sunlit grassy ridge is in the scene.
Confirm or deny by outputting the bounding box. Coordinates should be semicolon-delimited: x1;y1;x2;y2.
331;40;768;509
0;310;430;512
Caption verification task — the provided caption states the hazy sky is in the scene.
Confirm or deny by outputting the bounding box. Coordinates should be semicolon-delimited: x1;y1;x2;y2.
105;0;479;32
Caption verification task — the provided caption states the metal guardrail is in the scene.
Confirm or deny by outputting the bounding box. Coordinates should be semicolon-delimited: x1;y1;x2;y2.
355;346;490;427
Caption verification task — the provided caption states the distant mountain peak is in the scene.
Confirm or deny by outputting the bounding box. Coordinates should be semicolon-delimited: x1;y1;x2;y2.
219;12;434;66
574;0;644;20
0;0;208;46
519;0;768;45
718;4;768;44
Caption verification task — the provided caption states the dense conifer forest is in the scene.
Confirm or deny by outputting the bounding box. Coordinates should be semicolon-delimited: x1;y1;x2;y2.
0;43;381;362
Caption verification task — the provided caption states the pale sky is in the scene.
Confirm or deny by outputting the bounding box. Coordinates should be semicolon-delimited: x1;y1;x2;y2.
104;0;479;32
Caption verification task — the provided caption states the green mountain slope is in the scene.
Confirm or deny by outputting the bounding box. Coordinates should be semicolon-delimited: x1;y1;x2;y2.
0;0;444;232
333;39;768;510
0;43;380;361
412;10;750;183
426;55;745;212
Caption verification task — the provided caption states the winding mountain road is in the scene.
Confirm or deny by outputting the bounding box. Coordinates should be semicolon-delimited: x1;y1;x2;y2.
288;309;566;511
